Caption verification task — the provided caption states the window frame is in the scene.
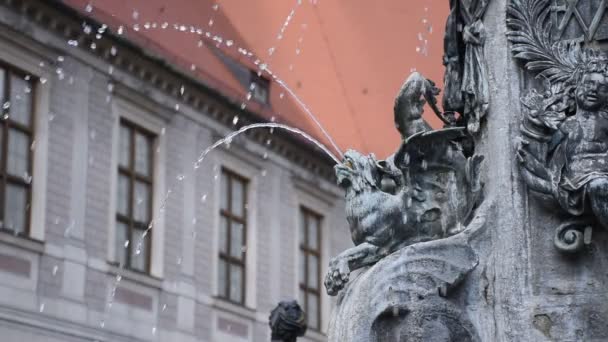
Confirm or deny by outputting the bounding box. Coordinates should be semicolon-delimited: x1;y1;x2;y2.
0;61;36;237
217;167;249;305
115;119;156;274
299;206;323;331
249;72;270;105
108;96;167;279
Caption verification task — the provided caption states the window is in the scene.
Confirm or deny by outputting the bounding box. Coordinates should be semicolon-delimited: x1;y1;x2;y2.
249;72;269;104
218;169;248;304
299;207;322;330
0;64;35;236
114;120;155;273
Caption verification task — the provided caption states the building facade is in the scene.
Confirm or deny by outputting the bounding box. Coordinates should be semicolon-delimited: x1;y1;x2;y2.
0;1;351;341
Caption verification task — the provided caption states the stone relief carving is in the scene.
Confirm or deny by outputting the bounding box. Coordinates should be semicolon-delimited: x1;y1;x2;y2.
508;0;608;253
325;72;489;341
269;300;307;342
443;0;491;133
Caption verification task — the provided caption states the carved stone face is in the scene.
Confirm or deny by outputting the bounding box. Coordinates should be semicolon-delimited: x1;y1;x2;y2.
335;150;379;193
576;72;608;111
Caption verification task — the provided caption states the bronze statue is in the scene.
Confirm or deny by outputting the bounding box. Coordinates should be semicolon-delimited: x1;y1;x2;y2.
269;300;307;342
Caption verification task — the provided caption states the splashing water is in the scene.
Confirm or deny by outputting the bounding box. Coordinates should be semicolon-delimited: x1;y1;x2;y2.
265;69;343;159
194;123;341;168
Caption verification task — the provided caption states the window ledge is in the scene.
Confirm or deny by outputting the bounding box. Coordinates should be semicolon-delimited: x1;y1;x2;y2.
107;263;162;289
0;231;44;254
305;329;327;342
211;296;257;321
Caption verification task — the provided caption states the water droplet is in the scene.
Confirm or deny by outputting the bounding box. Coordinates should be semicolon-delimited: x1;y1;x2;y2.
117;26;124;35
208;19;214;27
124;240;130;248
176;174;185;181
85;3;93;12
226;40;233;47
23;172;32;184
39;303;45;312
180;85;185;95
152;326;157;335
116;274;122;282
246;92;252;101
83;25;92;35
133;24;140;32
100;320;105;328
201;194;207;202
176;257;182;265
175;103;180;111
2;101;10;109
279;93;285;99
240;103;246;110
212;4;219;10
52;265;58;276
110;46;117;56
132;10;139;20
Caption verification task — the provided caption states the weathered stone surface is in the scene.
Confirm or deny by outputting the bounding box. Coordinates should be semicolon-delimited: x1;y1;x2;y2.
328;201;491;341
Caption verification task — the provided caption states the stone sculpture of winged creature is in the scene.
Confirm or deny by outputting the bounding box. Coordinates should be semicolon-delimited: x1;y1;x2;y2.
507;0;608;252
325;72;484;296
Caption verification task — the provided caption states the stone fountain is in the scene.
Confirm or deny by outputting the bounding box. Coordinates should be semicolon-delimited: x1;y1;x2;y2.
325;0;608;341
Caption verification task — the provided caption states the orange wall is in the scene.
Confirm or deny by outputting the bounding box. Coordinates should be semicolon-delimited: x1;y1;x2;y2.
219;0;449;157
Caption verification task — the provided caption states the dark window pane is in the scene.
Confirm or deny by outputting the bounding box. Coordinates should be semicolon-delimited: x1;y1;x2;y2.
229;265;243;303
115;221;129;266
299;211;306;247
0;69;5;105
299;252;306;286
4;184;27;234
218;259;227;297
308;216;319;250
0;126;3;163
119;124;131;168
219;216;228;254
230;222;244;259
9;74;32;127
134;132;151;176
308;294;319;330
299;290;306;308
308;254;319;289
220;172;229;211
133;181;151;223
7;128;30;177
117;174;130;216
231;179;244;218
130;228;148;272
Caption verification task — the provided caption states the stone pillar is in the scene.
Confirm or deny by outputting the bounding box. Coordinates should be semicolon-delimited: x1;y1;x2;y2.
474;0;608;340
326;1;608;341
